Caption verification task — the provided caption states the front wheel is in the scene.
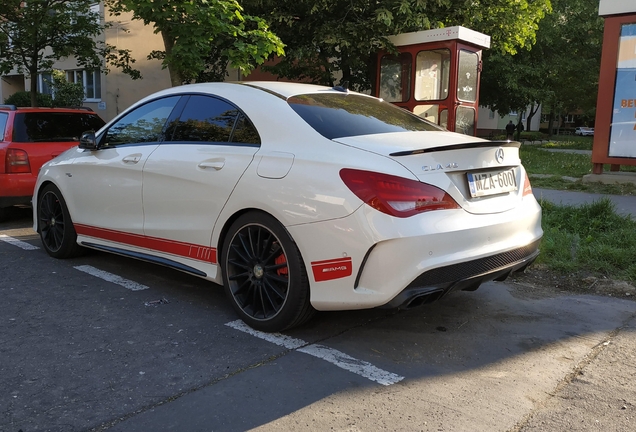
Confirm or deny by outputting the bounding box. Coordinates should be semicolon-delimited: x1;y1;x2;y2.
221;212;315;332
37;184;84;259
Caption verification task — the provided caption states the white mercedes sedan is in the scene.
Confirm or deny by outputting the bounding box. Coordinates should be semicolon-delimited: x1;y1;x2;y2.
33;82;542;332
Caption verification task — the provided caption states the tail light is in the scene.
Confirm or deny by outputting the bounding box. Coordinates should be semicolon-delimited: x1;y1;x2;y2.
340;168;460;218
523;171;533;196
6;149;31;173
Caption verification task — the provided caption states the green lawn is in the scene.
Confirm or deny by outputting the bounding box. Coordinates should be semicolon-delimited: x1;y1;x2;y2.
536;198;636;283
518;138;636;284
520;140;636;195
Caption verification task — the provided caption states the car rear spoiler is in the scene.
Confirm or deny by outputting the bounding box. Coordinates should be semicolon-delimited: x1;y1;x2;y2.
389;140;521;157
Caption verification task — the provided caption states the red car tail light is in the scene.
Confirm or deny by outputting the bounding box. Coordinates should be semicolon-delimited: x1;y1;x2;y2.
523;171;533;196
6;149;31;173
340;168;460;218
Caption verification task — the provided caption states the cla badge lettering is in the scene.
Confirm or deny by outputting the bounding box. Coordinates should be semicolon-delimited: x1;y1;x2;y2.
495;148;505;164
422;162;459;172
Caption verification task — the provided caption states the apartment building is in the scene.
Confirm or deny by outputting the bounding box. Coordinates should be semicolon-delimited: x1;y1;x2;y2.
1;3;171;122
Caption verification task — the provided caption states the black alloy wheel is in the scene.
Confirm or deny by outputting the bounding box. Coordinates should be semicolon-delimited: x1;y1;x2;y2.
222;212;314;332
38;184;83;258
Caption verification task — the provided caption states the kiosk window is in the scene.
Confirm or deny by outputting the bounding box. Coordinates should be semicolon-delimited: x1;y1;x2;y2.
379;53;412;103
458;50;479;102
415;49;450;101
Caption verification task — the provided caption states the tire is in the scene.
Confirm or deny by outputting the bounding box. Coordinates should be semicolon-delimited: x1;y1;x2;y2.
37;184;84;259
221;212;315;332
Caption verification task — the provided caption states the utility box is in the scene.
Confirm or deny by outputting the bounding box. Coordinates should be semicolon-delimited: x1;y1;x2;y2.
374;26;490;135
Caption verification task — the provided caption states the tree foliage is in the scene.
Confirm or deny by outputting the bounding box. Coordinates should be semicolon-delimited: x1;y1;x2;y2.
242;0;551;90
106;0;285;86
480;0;603;131
0;0;139;107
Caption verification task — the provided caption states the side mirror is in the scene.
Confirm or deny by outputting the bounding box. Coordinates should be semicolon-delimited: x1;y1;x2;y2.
79;130;98;150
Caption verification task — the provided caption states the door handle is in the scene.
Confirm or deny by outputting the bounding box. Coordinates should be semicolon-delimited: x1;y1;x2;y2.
122;154;142;164
198;161;225;170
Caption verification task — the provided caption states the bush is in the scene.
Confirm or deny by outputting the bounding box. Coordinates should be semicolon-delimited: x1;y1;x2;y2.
4;91;53;107
520;131;546;142
49;70;85;107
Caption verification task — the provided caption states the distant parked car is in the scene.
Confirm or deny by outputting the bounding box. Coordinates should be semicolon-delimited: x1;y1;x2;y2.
0;105;105;220
575;127;594;136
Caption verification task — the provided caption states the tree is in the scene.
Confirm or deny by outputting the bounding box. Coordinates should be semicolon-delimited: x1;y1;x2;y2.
241;0;551;91
479;0;603;133
0;0;139;107
106;0;285;86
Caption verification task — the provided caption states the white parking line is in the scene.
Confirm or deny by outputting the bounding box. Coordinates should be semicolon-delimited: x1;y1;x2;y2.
74;265;149;291
298;344;404;386
225;319;404;386
225;320;307;349
0;234;40;250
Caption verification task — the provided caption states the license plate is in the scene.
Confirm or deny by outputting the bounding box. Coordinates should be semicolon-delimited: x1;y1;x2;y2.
467;168;518;197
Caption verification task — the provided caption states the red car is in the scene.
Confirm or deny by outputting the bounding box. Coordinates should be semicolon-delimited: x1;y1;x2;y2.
0;105;105;220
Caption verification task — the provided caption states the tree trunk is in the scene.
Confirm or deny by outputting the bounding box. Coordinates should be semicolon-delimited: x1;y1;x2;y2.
161;30;182;87
30;65;39;107
526;103;539;132
547;111;555;138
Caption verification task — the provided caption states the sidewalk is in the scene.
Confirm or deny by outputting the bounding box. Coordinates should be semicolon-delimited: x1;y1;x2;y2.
533;187;636;218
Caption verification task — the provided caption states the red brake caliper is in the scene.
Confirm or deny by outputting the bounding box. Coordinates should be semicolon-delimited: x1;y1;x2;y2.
275;254;288;276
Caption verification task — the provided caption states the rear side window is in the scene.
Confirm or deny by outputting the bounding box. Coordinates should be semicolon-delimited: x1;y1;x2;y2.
12;112;105;142
288;93;442;140
231;114;260;145
167;95;259;144
0;113;7;141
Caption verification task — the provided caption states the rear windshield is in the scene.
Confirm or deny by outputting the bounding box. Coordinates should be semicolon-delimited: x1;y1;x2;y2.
287;93;442;139
13;112;106;142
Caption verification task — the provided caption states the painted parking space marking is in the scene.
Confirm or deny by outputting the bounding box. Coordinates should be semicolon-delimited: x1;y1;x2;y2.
74;265;149;291
0;234;40;250
298;344;404;386
225;319;404;386
226;320;306;349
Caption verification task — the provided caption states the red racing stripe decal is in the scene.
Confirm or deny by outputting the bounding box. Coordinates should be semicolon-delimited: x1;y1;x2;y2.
75;224;217;264
311;257;352;282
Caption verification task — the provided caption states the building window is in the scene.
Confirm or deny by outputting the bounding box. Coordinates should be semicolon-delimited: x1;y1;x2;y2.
37;73;53;95
67;69;102;100
565;114;574;123
509;111;518;116
89;3;100;25
488;110;495;119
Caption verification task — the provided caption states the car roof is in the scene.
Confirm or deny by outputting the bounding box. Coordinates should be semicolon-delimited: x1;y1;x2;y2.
243;81;357;98
134;81;368;103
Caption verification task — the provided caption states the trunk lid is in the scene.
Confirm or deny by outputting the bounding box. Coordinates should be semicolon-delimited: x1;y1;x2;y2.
333;131;526;214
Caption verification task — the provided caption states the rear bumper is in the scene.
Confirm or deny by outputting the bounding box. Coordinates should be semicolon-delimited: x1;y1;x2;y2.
0;173;36;207
380;239;540;309
290;193;543;311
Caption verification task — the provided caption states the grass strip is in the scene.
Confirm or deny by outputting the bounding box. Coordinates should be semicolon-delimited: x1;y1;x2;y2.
537;198;636;283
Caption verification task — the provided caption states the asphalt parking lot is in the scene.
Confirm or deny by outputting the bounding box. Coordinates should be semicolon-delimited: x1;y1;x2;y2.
2;206;636;432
